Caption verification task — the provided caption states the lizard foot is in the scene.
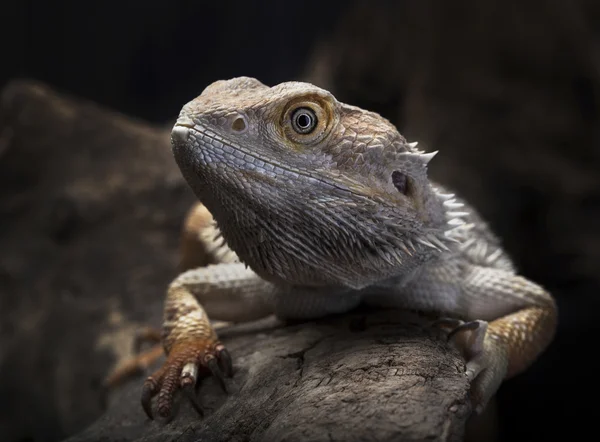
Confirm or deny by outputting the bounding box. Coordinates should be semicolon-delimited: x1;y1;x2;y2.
445;319;508;414
141;339;232;420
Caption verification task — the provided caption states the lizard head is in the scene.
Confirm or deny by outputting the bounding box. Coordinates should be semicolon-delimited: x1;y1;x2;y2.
171;77;457;289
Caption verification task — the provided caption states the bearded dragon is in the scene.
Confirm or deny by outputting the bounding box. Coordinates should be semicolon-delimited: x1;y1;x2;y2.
140;77;557;420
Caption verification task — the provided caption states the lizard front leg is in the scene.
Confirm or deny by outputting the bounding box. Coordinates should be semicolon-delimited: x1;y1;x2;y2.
142;263;276;419
105;203;240;388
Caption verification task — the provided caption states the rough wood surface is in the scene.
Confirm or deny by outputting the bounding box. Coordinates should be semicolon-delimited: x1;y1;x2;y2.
69;312;471;442
0;81;472;442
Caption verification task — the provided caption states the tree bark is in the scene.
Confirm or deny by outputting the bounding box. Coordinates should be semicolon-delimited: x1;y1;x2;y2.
71;312;472;442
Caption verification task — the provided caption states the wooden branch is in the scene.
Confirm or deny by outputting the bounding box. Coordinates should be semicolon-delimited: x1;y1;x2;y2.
72;312;472;442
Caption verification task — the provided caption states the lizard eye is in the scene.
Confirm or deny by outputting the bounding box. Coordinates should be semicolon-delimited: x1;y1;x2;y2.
282;99;332;145
291;108;317;134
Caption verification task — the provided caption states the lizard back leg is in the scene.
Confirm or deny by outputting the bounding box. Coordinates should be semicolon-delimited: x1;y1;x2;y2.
180;202;240;271
368;263;557;414
446;267;557;413
485;302;556;378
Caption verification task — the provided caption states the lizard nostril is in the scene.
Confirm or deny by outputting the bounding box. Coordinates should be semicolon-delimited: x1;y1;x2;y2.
231;116;247;132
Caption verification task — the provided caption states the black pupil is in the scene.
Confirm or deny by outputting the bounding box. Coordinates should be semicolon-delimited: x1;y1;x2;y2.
297;113;311;128
292;108;317;134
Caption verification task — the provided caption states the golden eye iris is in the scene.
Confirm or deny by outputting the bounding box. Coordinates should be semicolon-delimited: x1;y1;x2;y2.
282;96;335;146
291;107;317;134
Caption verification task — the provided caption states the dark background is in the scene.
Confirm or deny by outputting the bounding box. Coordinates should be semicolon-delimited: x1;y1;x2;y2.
1;0;599;441
2;1;337;123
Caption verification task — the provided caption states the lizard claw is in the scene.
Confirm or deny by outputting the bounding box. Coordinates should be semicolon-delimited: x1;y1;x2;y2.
445;319;508;414
215;344;233;377
141;376;159;420
430;317;465;331
140;339;233;420
446;320;487;373
447;319;486;358
206;355;228;393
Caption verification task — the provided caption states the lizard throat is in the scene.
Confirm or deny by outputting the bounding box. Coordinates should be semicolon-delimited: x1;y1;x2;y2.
173;125;455;288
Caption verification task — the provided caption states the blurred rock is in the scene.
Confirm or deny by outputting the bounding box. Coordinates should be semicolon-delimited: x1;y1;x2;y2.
0;81;194;442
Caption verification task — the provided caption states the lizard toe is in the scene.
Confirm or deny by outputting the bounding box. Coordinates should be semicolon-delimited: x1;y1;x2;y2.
447;319;487;360
465;338;508;414
446;320;509;414
139;339;233;420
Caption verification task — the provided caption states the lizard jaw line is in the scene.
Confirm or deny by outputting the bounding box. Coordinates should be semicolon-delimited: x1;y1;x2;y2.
175;124;390;204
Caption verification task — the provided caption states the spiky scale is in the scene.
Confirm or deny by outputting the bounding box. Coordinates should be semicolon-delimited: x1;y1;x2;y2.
443;201;464;209
420;151;438;163
447;211;470;218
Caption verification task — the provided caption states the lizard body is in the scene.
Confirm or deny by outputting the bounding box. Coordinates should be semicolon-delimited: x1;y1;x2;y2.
141;77;557;419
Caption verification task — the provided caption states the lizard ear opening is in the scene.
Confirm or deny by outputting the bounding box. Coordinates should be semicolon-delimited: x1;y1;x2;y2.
392;171;410;195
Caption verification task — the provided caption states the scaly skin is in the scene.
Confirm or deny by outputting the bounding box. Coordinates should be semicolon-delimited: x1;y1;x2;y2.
141;77;557;419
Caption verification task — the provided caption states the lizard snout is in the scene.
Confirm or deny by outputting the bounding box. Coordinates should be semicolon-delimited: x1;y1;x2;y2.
172;116;195;144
